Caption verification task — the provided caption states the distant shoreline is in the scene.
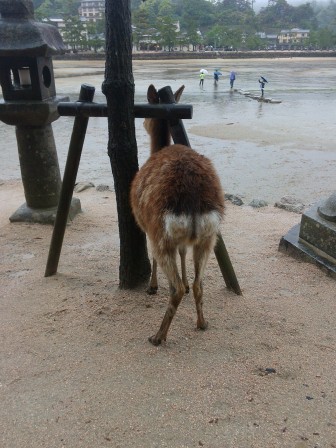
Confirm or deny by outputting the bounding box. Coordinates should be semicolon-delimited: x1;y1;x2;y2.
55;50;336;61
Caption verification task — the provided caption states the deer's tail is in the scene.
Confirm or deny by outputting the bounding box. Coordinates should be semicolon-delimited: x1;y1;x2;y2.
164;211;222;244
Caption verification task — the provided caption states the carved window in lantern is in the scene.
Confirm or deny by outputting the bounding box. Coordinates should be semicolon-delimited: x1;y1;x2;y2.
0;57;56;101
18;67;32;87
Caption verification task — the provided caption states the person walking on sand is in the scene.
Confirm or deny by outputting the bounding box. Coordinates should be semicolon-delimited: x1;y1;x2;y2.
213;69;222;85
230;71;236;89
199;72;205;88
258;76;268;97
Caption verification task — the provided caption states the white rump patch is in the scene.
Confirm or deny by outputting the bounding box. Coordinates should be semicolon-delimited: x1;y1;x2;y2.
196;211;222;237
164;211;222;242
164;214;192;240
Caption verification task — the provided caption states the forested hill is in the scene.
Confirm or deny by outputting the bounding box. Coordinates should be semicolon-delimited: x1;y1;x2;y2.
32;0;336;50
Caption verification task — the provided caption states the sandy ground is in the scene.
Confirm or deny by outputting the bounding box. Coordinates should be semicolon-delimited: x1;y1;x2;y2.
0;179;335;448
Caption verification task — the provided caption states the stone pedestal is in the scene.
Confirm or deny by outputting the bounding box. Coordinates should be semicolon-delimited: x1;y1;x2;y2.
9;197;81;225
16;123;62;209
0;0;81;224
279;195;336;278
0;98;82;224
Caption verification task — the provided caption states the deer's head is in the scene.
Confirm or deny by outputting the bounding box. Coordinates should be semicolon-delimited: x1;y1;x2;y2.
144;84;185;136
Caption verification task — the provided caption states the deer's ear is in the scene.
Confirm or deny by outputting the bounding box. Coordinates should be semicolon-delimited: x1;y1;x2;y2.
147;84;159;104
174;85;185;103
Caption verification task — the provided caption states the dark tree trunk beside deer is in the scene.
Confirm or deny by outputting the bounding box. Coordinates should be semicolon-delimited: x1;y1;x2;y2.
102;0;151;288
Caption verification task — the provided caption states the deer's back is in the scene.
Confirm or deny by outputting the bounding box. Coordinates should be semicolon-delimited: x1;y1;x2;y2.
131;144;224;243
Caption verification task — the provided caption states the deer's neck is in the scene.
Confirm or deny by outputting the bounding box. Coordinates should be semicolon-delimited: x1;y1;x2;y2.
150;119;171;154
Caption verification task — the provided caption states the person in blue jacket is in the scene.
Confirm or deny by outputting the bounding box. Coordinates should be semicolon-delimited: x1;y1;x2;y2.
229;71;236;88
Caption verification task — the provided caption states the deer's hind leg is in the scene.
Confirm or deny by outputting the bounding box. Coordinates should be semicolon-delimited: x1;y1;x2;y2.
178;246;189;293
149;247;185;346
147;258;158;295
147;247;189;296
192;236;216;330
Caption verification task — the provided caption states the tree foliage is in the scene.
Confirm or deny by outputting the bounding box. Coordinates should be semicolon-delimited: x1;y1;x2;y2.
258;0;317;31
62;15;85;50
157;0;178;50
34;0;79;19
33;0;336;49
314;0;336;33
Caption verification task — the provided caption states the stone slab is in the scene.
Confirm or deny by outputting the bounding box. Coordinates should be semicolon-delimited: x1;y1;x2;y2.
279;223;336;279
299;202;336;261
9;197;81;225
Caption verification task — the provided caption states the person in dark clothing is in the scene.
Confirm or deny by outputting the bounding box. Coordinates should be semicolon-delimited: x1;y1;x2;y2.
258;76;268;97
230;71;236;88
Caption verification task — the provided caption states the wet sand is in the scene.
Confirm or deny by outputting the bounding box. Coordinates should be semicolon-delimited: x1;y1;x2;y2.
1;58;336;204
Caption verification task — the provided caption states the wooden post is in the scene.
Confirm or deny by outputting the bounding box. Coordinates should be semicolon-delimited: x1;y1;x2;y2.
158;86;191;147
45;84;95;277
214;234;242;295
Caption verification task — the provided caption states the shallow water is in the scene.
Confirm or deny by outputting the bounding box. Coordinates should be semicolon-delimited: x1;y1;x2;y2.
1;58;335;204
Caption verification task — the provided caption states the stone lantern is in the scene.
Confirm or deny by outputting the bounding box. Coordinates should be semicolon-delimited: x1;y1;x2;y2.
0;0;80;223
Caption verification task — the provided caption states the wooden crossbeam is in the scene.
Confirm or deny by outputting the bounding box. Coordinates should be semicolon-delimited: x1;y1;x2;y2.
57;102;193;119
45;84;193;277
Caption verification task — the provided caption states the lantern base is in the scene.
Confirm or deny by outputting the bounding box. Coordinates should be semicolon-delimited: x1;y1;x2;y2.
279;200;336;279
9;197;81;225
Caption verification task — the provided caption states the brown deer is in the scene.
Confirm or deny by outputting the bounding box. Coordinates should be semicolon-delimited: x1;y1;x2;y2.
130;84;225;345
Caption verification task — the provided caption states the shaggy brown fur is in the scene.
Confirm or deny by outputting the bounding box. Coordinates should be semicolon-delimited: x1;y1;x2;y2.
130;85;225;345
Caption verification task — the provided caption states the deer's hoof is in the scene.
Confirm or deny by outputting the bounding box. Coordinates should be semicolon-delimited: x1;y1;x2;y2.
146;286;158;295
197;320;208;331
148;334;165;346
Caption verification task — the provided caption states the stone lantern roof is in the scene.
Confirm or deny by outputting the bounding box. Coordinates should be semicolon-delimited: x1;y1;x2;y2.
0;0;66;56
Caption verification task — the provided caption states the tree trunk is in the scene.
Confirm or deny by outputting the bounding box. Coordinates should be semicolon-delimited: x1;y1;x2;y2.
102;0;151;288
